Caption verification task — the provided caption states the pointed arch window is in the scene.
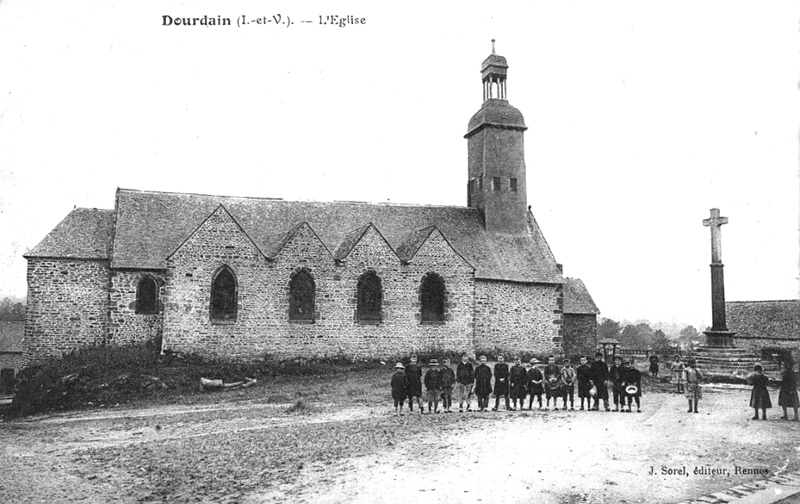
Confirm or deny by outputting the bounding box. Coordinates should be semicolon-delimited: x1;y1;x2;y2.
420;273;446;322
211;266;237;321
136;277;158;314
357;271;383;323
289;269;315;322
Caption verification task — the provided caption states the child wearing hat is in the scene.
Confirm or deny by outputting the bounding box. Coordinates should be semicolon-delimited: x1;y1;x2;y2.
589;352;611;411
527;359;545;409
424;359;442;413
474;355;493;412
390;363;407;416
748;363;772;421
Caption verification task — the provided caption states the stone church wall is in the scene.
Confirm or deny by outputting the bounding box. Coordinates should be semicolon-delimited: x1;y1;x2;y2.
473;280;562;357
24;258;110;363
108;270;165;346
162;210;475;360
562;313;597;359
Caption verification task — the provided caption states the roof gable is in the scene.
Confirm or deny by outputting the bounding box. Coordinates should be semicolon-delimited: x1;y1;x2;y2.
25;208;114;260
166;204;266;261
269;221;333;260
396;226;474;270
563;278;600;315
333;223;397;261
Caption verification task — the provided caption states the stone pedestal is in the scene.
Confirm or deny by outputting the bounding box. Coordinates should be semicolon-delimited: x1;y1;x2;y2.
702;330;736;348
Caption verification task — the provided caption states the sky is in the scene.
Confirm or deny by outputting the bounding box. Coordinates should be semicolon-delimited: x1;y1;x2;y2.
0;1;798;330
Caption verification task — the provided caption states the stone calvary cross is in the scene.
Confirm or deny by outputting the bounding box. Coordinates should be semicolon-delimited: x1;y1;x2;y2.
702;208;735;346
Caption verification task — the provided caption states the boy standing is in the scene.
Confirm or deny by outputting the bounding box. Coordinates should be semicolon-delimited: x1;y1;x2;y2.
589;352;610;411
405;354;423;413
510;357;528;411
560;358;576;411
440;358;456;413
456;353;475;412
474;355;493;412
390;363;407;416
576;356;592;410
527;359;545;410
544;356;561;410
424;359;442;413
493;355;511;411
609;356;625;412
683;358;702;413
622;359;642;413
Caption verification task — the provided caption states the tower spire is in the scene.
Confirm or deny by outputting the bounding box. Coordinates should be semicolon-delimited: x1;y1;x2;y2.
481;40;508;101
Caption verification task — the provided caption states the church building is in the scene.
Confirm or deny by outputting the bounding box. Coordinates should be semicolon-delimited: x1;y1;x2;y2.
23;46;599;364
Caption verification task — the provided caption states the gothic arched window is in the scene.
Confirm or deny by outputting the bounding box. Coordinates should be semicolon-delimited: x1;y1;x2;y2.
420;273;445;322
136;277;158;314
357;271;383;323
289;269;315;322
211;266;237;321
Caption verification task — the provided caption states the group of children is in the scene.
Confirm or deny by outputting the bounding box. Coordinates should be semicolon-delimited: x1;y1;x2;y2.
747;360;800;421
390;352;645;416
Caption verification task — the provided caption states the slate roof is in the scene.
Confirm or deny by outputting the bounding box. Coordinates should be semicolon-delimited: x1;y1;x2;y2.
727;300;800;341
25;208;115;259
28;188;563;284
0;320;24;353
466;99;527;138
563;278;600;315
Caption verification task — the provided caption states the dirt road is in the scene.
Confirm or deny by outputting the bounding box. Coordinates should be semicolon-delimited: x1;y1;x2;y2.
1;387;798;503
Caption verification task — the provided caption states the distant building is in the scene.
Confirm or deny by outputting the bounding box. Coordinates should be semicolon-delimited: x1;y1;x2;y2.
23;45;597;364
727;300;800;364
0;320;24;393
562;278;600;357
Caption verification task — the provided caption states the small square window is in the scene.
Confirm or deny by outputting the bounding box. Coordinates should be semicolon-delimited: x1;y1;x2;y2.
510;178;518;192
493;177;501;191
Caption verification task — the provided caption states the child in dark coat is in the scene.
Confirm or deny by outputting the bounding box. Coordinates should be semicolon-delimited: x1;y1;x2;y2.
424;359;442;414
509;357;528;411
439;358;456;413
778;360;800;421
493;355;511;411
391;363;407;416
576;356;592;410
748;364;772;421
527;359;545;410
405;354;423;413
474;355;493;412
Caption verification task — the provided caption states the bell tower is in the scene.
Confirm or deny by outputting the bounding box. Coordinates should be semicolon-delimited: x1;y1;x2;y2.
465;40;528;235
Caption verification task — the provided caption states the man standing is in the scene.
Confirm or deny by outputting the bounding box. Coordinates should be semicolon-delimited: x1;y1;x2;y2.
493;355;511;411
405;354;424;414
456;353;475;412
424;359;442;414
589;352;610;411
474;355;493;412
510;357;528;411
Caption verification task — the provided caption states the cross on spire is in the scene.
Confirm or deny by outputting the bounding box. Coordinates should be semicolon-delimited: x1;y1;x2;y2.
703;208;728;263
491;38;496;54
